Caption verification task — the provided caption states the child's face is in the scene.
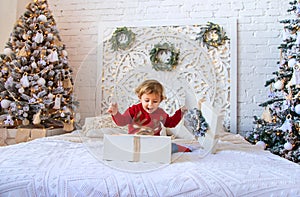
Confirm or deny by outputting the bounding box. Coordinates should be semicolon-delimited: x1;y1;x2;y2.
140;93;161;114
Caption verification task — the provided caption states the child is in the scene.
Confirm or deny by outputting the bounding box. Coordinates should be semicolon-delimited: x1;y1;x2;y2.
107;79;191;153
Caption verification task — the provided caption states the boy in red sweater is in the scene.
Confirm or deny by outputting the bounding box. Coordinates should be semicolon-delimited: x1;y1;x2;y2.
107;79;191;153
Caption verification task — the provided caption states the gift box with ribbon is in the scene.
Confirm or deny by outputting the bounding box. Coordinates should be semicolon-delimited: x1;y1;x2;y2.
103;134;172;163
0;127;65;146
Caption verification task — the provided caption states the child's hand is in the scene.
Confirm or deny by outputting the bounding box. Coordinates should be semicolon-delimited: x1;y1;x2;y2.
181;106;188;114
107;103;118;116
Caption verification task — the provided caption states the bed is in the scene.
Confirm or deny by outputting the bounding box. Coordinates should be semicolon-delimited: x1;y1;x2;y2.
1;130;300;196
1;21;300;196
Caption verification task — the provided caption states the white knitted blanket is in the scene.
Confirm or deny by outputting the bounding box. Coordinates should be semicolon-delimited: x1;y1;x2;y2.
0;132;299;197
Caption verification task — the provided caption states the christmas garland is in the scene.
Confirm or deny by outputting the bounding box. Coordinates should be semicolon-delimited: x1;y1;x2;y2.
109;27;136;51
184;108;209;137
196;22;229;48
149;43;180;71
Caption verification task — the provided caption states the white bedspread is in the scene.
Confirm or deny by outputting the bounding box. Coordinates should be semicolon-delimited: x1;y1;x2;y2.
0;132;300;197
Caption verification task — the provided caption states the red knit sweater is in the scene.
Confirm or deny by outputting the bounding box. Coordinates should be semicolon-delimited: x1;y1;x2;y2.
112;103;182;135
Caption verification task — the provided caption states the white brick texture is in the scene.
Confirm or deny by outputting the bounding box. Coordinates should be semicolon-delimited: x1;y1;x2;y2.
46;0;289;134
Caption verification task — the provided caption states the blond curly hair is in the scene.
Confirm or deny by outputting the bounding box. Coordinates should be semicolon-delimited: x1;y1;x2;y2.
135;79;166;101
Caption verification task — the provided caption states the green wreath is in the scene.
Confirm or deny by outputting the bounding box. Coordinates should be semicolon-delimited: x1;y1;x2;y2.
196;22;229;48
149;43;180;71
109;27;136;51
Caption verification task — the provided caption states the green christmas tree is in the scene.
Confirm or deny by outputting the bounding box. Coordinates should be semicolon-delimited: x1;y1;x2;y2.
0;0;78;131
245;0;300;164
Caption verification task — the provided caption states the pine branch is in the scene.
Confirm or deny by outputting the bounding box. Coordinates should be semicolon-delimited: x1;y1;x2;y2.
258;98;285;107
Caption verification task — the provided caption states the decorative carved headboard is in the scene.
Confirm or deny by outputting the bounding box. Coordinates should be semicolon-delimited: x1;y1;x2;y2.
97;19;237;132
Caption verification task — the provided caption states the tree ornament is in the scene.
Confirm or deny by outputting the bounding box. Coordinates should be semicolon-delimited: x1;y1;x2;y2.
296;2;300;16
37;77;46;86
17;46;27;57
48;93;54;100
31;61;37;69
20;73;30;87
273;80;284;90
32;49;39;57
47;81;54;86
62;50;68;57
261;106;272;123
46;33;53;41
33;110;41;125
63;121;74;132
18;87;25;94
287;63;300;86
294;104;300;114
4;115;14;126
33;30;44;43
23;112;28;118
63;77;72;89
47;48;58;62
57;80;63;87
288;58;296;67
284;141;293;150
21;56;28;65
32;74;39;80
53;94;62;109
4;76;14;88
22;118;30;126
256;141;266;149
48;70;55;76
10;102;17;111
37;14;47;22
278;114;293;132
295;32;300;45
1;99;12;109
38;59;46;66
22;33;30;40
23;105;29;111
3;48;12;56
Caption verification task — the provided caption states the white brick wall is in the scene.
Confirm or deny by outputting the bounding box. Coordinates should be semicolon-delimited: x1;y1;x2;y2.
46;0;290;134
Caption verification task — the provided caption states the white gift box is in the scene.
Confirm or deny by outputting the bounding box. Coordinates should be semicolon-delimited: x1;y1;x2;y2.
103;134;172;163
0;128;65;146
198;102;224;154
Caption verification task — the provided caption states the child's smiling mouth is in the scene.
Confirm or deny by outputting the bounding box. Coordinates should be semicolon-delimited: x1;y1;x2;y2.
146;107;154;113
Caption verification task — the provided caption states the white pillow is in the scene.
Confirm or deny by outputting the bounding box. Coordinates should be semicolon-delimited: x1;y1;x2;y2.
166;119;194;140
82;115;111;133
85;127;127;138
82;115;126;137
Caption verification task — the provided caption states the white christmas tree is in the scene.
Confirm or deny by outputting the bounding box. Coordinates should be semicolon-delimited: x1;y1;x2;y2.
245;0;300;164
0;0;78;131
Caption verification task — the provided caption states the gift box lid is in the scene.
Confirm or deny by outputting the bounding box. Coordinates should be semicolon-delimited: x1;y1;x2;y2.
198;101;224;154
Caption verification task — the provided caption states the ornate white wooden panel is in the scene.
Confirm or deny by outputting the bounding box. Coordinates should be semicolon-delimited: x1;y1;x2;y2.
97;20;237;132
